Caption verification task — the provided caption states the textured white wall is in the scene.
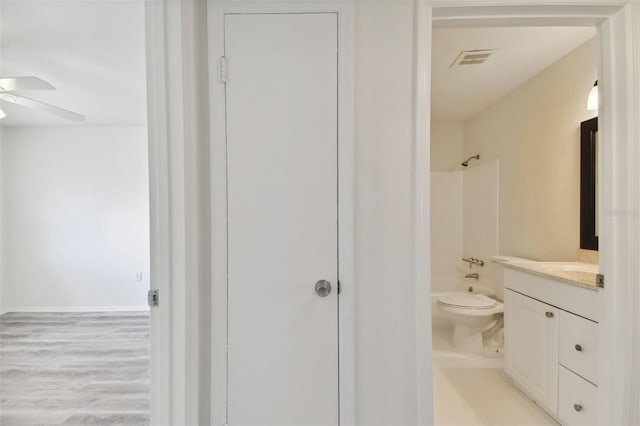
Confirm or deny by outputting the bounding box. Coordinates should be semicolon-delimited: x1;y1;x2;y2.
0;126;150;311
354;2;418;424
464;37;598;261
430;122;464;172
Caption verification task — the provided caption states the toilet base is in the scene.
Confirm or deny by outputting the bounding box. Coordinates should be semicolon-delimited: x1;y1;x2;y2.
452;324;485;355
436;293;504;356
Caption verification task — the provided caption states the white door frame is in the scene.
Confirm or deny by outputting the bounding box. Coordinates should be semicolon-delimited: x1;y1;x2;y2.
146;0;211;424
146;1;352;424
207;3;354;426
416;1;640;424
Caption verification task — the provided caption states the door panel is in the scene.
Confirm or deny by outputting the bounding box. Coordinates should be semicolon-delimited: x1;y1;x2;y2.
225;13;338;426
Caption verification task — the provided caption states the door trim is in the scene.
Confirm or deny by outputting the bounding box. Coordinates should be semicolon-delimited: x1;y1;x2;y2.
417;2;639;424
207;4;354;425
145;0;211;424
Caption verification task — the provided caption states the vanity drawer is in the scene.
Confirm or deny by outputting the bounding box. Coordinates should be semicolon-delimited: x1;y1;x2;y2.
558;365;598;426
559;310;598;384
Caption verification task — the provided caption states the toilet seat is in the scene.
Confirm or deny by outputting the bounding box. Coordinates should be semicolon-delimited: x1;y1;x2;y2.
437;293;497;310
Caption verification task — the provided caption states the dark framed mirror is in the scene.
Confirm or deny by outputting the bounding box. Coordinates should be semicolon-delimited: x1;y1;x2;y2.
580;117;598;250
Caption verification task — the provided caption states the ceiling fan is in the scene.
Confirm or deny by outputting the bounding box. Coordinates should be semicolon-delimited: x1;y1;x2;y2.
0;76;85;122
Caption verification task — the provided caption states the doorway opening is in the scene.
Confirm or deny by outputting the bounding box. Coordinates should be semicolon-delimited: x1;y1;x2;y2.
430;24;598;425
0;1;151;424
418;3;637;425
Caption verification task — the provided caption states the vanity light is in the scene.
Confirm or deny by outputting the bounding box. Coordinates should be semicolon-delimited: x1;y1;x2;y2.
587;80;598;111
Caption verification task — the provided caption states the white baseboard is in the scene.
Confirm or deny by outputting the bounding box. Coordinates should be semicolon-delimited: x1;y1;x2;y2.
0;306;150;313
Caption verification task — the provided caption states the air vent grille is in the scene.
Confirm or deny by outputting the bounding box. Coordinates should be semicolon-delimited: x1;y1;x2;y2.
450;49;495;67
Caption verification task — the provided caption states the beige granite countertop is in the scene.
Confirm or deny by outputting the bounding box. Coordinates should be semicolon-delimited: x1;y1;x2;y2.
492;256;600;291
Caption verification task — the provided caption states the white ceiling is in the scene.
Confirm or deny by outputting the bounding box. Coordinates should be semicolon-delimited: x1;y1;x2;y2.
432;27;596;122
0;0;146;127
0;9;594;127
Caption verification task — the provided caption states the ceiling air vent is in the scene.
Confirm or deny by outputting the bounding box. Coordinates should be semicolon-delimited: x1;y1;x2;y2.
450;49;495;67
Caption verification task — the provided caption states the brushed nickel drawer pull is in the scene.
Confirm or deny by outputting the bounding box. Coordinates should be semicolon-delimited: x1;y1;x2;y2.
545;311;554;318
575;344;583;351
574;403;583;412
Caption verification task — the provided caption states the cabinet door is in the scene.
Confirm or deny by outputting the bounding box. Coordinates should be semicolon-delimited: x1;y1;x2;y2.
505;289;559;415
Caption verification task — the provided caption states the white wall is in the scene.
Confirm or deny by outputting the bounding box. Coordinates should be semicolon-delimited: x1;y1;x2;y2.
430;171;463;292
430;121;464;172
354;2;418;424
0;132;3;311
430;162;499;298
464;37;598;261
430;122;465;293
0;126;149;311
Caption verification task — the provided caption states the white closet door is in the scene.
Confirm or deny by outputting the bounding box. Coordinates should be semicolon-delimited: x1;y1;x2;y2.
225;13;339;426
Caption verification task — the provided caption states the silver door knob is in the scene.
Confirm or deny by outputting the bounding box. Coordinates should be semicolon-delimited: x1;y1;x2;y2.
574;403;583;412
315;280;332;297
545;311;554;318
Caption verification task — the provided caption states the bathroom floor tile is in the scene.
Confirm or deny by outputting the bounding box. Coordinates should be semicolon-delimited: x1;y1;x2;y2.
434;365;559;426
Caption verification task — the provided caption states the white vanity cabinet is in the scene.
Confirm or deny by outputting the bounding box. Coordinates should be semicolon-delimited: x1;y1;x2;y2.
504;289;559;414
504;268;600;426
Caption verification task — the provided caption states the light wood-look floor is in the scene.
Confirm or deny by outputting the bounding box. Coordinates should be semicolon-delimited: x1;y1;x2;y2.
0;312;149;426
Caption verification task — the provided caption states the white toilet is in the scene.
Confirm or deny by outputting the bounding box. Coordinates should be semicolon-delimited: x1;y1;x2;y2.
437;292;504;355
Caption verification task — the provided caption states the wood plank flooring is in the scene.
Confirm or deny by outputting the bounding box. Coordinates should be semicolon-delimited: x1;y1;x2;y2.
0;312;150;426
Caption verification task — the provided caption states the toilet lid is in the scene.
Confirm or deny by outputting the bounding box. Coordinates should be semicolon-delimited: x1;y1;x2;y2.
437;293;497;309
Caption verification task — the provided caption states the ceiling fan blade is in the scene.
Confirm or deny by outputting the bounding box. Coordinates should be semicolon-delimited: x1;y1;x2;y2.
0;107;6;120
0;77;55;91
0;93;84;122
